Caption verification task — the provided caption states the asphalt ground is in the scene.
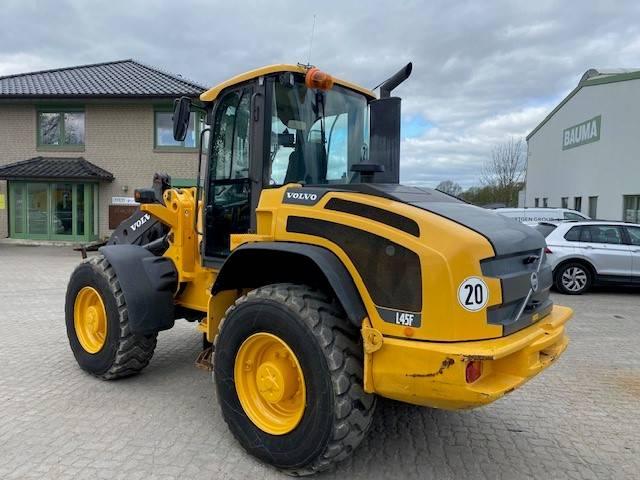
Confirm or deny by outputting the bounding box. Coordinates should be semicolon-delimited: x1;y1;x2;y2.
0;245;639;479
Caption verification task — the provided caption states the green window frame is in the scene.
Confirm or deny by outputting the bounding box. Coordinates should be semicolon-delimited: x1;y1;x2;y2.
8;181;98;242
36;106;86;150
154;106;202;151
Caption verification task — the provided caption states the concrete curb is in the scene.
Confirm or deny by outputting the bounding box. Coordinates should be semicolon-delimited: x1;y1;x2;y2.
0;238;80;247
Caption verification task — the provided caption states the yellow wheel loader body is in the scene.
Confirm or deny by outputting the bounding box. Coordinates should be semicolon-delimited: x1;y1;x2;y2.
66;62;572;474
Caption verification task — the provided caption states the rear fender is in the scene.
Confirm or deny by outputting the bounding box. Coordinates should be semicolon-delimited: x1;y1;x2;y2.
212;242;367;327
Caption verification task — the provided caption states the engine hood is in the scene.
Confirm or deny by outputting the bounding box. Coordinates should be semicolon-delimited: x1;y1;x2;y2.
337;184;546;256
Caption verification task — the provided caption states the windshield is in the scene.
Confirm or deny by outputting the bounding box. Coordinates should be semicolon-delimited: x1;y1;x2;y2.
268;77;369;185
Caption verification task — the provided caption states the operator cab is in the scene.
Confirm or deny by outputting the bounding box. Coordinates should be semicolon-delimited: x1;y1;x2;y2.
172;64;410;262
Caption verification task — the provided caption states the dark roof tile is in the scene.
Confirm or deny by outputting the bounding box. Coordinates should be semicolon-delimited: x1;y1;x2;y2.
0;59;205;98
0;157;114;181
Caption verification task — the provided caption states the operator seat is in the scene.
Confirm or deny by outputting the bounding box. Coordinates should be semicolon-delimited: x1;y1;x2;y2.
284;150;306;184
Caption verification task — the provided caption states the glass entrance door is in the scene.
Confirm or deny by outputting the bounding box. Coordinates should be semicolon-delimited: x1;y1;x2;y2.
9;182;96;241
10;183;26;236
52;183;73;237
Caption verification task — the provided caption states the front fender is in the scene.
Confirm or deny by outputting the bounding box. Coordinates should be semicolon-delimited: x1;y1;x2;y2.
99;245;178;335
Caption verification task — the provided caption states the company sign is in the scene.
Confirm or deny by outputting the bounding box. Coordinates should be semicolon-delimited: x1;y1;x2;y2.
111;196;138;205
562;115;601;150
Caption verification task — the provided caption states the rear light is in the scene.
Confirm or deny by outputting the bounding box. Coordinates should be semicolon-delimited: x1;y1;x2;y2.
544;247;553;254
465;361;482;383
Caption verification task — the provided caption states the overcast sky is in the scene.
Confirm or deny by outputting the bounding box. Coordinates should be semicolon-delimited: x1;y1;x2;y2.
1;0;639;188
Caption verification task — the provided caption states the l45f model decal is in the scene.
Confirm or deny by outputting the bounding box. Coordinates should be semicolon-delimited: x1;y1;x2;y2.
377;307;422;327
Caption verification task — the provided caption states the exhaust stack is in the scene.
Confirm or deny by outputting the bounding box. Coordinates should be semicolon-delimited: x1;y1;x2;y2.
379;62;413;98
367;62;413;183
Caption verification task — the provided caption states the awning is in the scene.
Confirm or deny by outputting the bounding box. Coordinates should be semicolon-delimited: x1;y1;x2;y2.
0;156;113;181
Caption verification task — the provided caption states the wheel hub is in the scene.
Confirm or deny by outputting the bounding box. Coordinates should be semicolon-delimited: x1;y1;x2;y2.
562;267;587;292
234;333;306;435
256;355;299;404
74;287;107;354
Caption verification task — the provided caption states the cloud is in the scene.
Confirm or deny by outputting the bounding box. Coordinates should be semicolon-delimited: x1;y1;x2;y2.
1;0;639;188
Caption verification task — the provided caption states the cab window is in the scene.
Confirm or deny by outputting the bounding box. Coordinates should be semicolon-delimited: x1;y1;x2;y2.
267;78;368;186
211;90;251;181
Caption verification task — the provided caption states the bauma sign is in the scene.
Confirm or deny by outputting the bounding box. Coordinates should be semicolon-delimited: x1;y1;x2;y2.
562;115;601;150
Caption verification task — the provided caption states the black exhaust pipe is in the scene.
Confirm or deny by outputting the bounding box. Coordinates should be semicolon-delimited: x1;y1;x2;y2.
364;62;413;183
379;62;413;98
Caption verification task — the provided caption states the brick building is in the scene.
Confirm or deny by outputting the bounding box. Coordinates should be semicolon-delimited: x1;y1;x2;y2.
0;60;205;242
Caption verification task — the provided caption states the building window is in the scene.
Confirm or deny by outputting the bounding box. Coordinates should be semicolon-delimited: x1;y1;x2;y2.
154;108;200;149
574;196;582;212
588;196;598;219
543;197;548;208
534;198;539;207
561;197;568;208
623;195;640;223
37;108;85;147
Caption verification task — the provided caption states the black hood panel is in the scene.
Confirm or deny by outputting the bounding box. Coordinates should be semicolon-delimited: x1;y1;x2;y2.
334;184;546;256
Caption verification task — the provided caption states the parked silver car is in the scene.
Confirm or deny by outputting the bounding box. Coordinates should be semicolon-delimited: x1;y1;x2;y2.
536;221;640;294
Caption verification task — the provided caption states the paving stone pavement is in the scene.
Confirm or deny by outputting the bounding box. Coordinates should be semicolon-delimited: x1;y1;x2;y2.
0;245;639;479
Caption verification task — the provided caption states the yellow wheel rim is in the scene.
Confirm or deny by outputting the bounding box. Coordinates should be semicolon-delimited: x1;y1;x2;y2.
74;286;108;354
234;333;306;435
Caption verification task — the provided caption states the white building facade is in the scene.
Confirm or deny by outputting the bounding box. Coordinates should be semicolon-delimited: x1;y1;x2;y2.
525;69;640;222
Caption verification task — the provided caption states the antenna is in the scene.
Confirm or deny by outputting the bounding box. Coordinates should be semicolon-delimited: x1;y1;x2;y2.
307;14;317;66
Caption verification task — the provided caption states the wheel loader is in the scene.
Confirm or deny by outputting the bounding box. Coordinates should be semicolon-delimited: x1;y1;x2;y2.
65;62;572;475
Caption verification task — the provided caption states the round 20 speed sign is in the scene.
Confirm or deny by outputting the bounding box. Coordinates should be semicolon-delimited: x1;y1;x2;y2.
457;277;489;312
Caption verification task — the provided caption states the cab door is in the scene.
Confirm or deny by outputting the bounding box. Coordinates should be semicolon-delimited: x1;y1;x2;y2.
203;84;262;261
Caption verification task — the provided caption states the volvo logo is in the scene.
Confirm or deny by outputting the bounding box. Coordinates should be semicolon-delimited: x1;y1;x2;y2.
286;192;318;201
530;272;539;292
282;188;325;206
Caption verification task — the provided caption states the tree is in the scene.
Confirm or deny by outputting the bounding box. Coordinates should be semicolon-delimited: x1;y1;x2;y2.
480;137;526;206
436;180;463;197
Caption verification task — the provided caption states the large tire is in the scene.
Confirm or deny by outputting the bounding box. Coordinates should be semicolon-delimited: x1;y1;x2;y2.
213;284;376;475
65;254;157;379
554;261;593;295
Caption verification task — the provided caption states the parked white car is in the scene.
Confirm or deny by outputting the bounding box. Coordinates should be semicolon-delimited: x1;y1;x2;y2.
535;221;640;294
495;208;590;223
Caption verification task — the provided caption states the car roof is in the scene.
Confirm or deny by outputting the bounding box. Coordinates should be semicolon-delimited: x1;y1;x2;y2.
556;220;640;228
495;207;580;212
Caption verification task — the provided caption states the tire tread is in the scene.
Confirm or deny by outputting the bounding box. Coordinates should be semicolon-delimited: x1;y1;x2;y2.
216;283;376;476
78;255;157;379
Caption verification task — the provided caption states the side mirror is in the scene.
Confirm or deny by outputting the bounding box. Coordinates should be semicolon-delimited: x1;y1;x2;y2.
173;97;192;141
